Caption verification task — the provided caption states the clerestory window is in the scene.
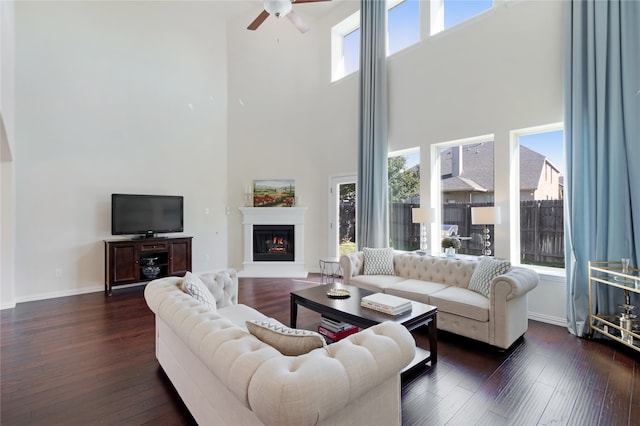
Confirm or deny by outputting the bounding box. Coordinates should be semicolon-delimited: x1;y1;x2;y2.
331;0;420;82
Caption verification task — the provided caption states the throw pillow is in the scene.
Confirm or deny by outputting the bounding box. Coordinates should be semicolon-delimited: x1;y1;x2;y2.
246;320;326;356
363;247;395;275
468;257;512;297
180;271;217;311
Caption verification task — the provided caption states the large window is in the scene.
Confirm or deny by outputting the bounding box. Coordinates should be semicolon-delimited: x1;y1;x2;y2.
331;0;420;82
440;138;495;255
432;128;565;268
517;127;565;268
388;150;420;251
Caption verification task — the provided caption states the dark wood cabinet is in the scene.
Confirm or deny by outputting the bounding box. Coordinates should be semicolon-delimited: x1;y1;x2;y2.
105;236;192;295
168;239;190;275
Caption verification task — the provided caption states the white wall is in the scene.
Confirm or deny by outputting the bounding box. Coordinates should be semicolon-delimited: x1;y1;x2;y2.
1;0;17;309
226;0;567;324
226;4;360;278
14;1;230;301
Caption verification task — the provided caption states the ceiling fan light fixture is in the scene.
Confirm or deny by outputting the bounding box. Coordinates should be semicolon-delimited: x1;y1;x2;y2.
264;0;292;18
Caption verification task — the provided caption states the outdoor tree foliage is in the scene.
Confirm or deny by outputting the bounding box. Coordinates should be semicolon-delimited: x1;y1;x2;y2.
388;156;420;203
339;183;356;203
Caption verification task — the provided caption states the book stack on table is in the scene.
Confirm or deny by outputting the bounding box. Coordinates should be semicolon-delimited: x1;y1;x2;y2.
361;293;412;315
317;317;359;341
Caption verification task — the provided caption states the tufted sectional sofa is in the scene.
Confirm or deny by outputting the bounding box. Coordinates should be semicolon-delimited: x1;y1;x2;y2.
144;269;416;426
340;252;539;350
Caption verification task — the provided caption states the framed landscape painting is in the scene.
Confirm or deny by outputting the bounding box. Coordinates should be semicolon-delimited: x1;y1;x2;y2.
253;179;295;207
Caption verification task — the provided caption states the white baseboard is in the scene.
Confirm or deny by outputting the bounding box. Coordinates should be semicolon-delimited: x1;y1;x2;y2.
15;285;105;304
1;301;16;310
528;311;567;328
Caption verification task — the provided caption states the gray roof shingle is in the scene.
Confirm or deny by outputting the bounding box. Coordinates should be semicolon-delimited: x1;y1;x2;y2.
440;142;554;192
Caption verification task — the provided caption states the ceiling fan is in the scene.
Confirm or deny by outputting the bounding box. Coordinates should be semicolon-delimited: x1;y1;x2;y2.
247;0;331;34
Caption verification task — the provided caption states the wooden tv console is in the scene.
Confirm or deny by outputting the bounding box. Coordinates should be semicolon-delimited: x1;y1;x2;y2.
104;236;192;295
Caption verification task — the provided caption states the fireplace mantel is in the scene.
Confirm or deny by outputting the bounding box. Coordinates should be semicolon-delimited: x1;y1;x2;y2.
239;207;307;278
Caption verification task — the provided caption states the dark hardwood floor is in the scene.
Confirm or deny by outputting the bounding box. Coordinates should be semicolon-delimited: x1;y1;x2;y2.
1;275;638;425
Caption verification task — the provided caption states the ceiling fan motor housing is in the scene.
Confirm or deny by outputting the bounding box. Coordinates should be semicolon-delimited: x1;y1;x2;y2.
265;0;292;18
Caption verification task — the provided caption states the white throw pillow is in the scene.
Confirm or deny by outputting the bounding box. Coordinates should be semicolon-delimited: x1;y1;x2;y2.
468;257;512;297
363;247;395;275
246;320;326;356
180;271;217;311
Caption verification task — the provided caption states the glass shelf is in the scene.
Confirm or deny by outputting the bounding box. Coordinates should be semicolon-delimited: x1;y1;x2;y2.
588;261;640;353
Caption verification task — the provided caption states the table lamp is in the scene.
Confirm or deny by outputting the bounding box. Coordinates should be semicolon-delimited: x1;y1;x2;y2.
471;206;501;256
412;207;431;254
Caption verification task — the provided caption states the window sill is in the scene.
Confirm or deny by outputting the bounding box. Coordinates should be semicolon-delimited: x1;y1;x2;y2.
517;264;566;283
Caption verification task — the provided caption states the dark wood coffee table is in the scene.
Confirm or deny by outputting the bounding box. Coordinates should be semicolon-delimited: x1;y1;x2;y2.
290;283;437;374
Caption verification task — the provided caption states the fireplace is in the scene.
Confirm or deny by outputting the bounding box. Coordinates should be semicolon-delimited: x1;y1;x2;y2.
239;207;307;278
253;225;294;262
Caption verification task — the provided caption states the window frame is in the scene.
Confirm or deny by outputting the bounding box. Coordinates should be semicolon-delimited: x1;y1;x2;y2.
387;147;421;251
510;122;566;274
431;134;494;253
432;0;495;36
331;10;360;82
330;0;417;82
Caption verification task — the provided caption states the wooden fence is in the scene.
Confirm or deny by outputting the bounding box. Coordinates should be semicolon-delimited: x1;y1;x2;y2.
342;200;565;267
437;200;564;266
519;200;564;266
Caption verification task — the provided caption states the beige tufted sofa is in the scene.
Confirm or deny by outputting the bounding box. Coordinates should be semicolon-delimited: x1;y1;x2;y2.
340;252;539;350
144;269;416;426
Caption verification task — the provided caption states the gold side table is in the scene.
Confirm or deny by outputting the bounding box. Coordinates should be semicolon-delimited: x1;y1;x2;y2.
588;260;639;353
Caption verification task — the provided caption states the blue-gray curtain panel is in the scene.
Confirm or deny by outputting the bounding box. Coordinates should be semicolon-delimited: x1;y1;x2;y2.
357;0;389;249
564;0;640;337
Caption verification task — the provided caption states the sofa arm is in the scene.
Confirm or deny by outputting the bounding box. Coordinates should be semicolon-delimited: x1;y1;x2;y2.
340;252;365;283
144;276;184;314
247;321;415;425
491;267;539;300
489;267;539;349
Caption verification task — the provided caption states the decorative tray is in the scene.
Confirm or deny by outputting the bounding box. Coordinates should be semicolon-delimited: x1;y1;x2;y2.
326;288;351;299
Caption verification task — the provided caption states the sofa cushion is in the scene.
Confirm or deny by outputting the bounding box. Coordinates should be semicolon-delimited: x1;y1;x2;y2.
246;320;326;356
385;279;449;305
363;247;395;275
349;274;407;293
429;287;490;322
180;272;217;311
468;257;512;297
393;253;476;288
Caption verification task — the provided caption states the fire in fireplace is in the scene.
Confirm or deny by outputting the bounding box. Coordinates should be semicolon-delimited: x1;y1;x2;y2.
253;225;295;262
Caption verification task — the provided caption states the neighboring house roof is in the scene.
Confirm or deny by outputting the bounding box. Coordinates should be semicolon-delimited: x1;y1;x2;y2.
519;145;548;191
441;175;487;193
441;143;495;191
440;142;558;192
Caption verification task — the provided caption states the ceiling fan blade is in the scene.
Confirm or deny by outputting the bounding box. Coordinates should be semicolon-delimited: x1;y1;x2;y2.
247;10;270;31
287;10;310;33
293;0;332;3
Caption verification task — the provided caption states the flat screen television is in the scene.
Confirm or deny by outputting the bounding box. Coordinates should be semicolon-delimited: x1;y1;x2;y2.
111;194;184;238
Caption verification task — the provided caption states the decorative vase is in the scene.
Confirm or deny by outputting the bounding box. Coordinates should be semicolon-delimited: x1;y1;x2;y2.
141;256;161;279
445;247;456;258
142;265;161;279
